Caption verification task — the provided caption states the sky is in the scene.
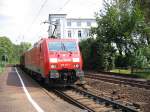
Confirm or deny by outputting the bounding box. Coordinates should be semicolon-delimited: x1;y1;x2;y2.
0;0;103;44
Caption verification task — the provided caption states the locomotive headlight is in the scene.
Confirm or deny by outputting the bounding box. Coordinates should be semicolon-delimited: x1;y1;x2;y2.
73;58;80;62
74;64;80;68
49;58;57;63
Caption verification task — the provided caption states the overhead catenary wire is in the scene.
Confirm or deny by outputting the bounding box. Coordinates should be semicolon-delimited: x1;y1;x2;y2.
25;0;97;43
22;0;48;44
57;0;72;11
31;0;48;26
35;0;72;40
21;0;100;41
25;0;71;39
26;0;48;33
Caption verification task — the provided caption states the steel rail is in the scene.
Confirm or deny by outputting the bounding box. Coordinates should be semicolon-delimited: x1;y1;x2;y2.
54;89;95;112
85;74;150;89
19;67;140;112
72;86;139;112
53;86;139;112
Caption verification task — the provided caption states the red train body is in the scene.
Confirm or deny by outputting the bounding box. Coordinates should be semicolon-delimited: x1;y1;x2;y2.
20;38;84;85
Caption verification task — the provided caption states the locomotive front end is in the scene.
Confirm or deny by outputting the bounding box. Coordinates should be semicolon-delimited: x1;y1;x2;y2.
48;39;84;85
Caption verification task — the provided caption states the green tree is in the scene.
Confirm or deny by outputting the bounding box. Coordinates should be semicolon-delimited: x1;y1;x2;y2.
0;36;13;63
77;0;149;71
132;48;148;68
96;0;146;55
0;36;31;64
92;0;148;68
137;0;150;44
12;42;31;64
19;42;31;54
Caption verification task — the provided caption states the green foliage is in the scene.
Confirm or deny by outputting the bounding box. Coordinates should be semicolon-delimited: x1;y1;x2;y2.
138;0;150;23
0;36;31;64
79;37;115;71
19;42;32;53
126;45;150;68
95;0;146;55
0;63;5;73
137;0;150;44
110;68;150;80
133;72;150;80
79;38;95;70
0;36;13;63
110;69;131;74
115;55;129;67
132;48;148;68
12;42;31;64
80;0;150;71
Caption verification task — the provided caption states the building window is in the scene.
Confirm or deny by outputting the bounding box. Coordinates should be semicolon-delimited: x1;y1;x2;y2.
77;21;81;26
87;21;91;26
56;19;60;25
68;30;71;37
67;21;71;26
78;30;82;38
87;30;91;37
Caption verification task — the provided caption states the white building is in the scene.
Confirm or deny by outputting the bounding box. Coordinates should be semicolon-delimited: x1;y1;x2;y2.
48;14;97;40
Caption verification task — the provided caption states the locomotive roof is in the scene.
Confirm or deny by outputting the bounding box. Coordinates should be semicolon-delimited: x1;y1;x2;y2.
47;38;77;41
23;38;79;54
32;38;78;48
40;38;78;42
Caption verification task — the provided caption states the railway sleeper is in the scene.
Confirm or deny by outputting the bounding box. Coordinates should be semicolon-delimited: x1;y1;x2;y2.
94;107;113;112
63;90;114;112
89;104;105;109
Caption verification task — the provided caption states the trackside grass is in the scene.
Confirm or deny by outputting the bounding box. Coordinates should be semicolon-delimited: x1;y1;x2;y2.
0;67;3;73
132;72;150;80
0;64;4;74
110;69;131;74
110;69;150;80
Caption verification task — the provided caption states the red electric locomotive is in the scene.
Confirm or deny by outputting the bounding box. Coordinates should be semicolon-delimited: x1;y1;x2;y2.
20;38;84;86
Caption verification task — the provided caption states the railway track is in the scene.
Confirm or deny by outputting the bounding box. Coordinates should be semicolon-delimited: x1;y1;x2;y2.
85;73;150;89
19;68;141;111
53;86;140;112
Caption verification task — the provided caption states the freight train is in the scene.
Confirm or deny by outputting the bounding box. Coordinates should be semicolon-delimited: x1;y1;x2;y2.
20;38;84;86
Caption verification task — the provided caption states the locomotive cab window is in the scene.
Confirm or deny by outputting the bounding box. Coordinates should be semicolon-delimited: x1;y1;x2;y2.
48;41;77;51
48;42;62;51
63;42;77;51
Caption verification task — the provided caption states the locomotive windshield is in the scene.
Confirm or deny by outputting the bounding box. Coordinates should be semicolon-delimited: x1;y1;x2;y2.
48;41;77;51
48;42;62;51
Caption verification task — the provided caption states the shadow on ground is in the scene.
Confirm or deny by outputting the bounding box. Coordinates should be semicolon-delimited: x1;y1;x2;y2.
7;67;39;88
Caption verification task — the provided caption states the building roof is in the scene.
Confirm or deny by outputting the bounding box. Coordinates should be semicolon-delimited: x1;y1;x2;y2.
49;14;67;16
67;18;95;20
49;14;95;20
